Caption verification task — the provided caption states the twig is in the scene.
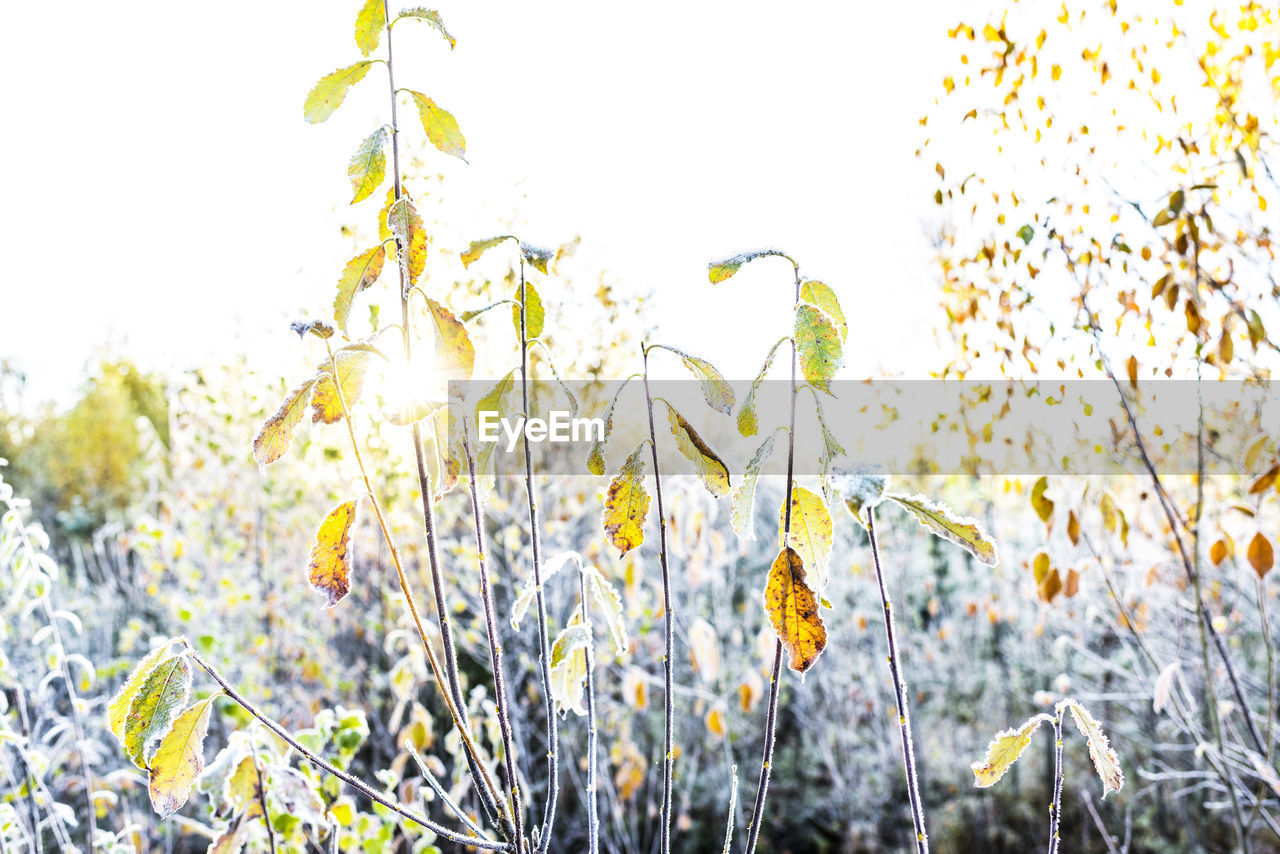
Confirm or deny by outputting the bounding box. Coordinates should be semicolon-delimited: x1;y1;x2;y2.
406;742;487;837
577;564;600;854
1048;708;1065;854
249;734;278;854
1083;790;1122;854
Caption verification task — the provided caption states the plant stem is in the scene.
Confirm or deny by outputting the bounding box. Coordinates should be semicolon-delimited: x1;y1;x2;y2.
38;594;96;852
250;735;278;854
462;428;527;853
577;565;600;854
184;647;510;851
641;344;676;854
380;3;506;826
516;258;559;853
1048;708;1064;854
744;261;801;854
11;687;41;852
867;508;930;854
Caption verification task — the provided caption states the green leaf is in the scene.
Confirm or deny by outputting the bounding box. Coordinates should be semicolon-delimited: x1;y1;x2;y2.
148;696;217;818
799;280;847;342
1016;224;1034;245
738;339;784;437
309;500;358;608
587;378;633;476
656;346;734;414
333;246;387;334
730;433;777;540
886;493;999;566
667;406;731;496
520;243;554;275
423;297;475;379
1059;699;1124;797
1152;207;1176;227
972;713;1053;787
795;304;842;393
405;90;466;160
549;621;592;717
348;127;388;204
253;379;316;468
387;195;428;287
460;235;515;267
708;249;788;284
108;644;174;745
124;655;192;768
603;444;650;558
354;0;387;56
514;280;545;339
779;486;834;594
303;62;373;123
398;7;455;49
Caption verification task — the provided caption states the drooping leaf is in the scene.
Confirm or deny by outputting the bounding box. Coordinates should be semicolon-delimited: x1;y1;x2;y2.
763;547;827;673
423;297;475;379
1249;532;1275;578
311;347;377;424
290;319;335;340
1152;661;1179;714
309;500;358;608
530;340;579;417
800;280;847;341
1030;475;1054;522
398;7;455;48
354;0;386;55
667;406;731;496
253;379;316;468
971;713;1053;787
511;551;580;631
387;195;428;287
603;444;650;558
779;486;834;594
303;62;373;123
148;695;217;818
587;378;633;476
708;249;788;284
406;90;466;160
731;433;778;540
738;339;784;436
347;127;388;204
794;304;842;394
520;242;554;275
124;655;192;769
422;401;461;501
108;645;173;745
514;280;545;339
652;345;733;414
333;246;387;333
549;621;592;717
888;493;999;566
831;466;888;523
473;370;517;480
1060;698;1124;797
589;568;629;656
460;235;514;267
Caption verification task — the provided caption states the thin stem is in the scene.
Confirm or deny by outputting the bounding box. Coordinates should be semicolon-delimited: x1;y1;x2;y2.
744;260;801;854
577;565;600;854
462;428;527;853
867;508;930;854
250;735;278;854
721;766;740;854
12;688;41;852
518;258;559;854
641;343;676;854
407;742;487;837
380;2;506;825
184;647;509;851
38;595;96;851
1048;708;1065;854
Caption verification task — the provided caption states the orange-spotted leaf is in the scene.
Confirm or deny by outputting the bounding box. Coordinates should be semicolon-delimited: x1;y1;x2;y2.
423;297;475;379
779;486;833;593
763;547;827;674
309;500;358;608
794;304;842;394
603;444;649;558
387;195;428;287
253;379;316;468
333;246;386;333
311;347;376;424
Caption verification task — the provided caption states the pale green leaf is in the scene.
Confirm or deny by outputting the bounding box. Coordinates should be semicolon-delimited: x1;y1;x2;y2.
738;339;784;437
460;235;515;268
304;62;373;124
795;304;842;394
731;433;777;540
549;621;592;716
108;644;174;745
972;713;1053;787
514;281;545;340
587;377;634;476
886;493;999;566
1060;698;1124;797
124;655;192;768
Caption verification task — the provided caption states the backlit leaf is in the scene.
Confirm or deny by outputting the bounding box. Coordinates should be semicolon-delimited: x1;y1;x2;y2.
1249;532;1274;578
253;379;316;468
800;280;847;341
406;90;466;160
603;444;649;558
333;246;386;333
124;655;192;769
763;547;827;673
587;378;633;476
108;644;173;745
731;433;777;540
779;486;833;594
311;347;376;424
387;195;428;287
354;0;386;56
888;493;999;566
514;280;545;339
398;7;455;49
303;62;373;124
795;304;842;394
460;235;514;267
667;406;731;496
549;621;592;717
310;500;358;608
347;127;388;204
738;339;784;436
708;249;788;284
1060;698;1124;797
971;713;1052;787
148;695;217;818
656;346;733;414
1031;476;1054;522
423;297;475;379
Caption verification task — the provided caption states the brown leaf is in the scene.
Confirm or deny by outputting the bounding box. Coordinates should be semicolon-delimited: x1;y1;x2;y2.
1248;532;1274;578
1250;464;1279;495
763;547;827;673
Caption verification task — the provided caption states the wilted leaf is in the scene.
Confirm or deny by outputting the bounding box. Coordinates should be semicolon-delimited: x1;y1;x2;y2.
354;0;386;55
311;348;376;424
779;486;834;594
253;379;316;468
398;7;455;48
667;407;731;496
309;500;358;608
460;235;514;267
422;402;460;500
972;714;1052;787
1060;698;1124;797
738;339;784;436
124;655;192;768
348;127;388;204
513;281;545;339
109;645;173;745
763;547;827;674
304;62;373;123
707;249;788;283
422;298;474;379
800;280;847;341
1249;532;1274;578
520;242;554;275
387;195;428;287
587;378;632;476
1031;476;1054;523
888;493;999;566
148;695;217;818
333;246;386;333
549;621;592;717
731;433;777;540
1152;661;1179;714
589;568;629;656
658;346;733;414
603;444;649;558
406;90;466;160
794;304;842;394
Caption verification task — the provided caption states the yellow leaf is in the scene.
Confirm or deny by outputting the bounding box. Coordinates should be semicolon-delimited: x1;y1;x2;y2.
406;90;466;160
460;235;514;268
707;249;785;283
1060;698;1124;797
549;622;592;716
1031;476;1054;523
603;445;649;557
303;62;373;124
423;298;475;379
778;486;834;593
1126;355;1138;389
252;379;316;468
333;246;386;334
1249;532;1275;578
971;713;1052;787
309;500;358;608
1039;568;1063;603
148;696;217;818
347;127;388;204
1032;550;1051;584
800;280;848;342
795;304;843;394
763;547;827;674
1210;537;1230;566
706;707;726;738
667;407;731;496
311;347;376;424
513;281;545;340
123;655;192;769
387;195;428;286
1250;464;1279;495
398;8;455;49
108;645;173;745
353;0;386;56
1067;510;1080;546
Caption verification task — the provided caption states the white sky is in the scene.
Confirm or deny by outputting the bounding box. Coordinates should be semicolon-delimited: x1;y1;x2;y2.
1;0;972;405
